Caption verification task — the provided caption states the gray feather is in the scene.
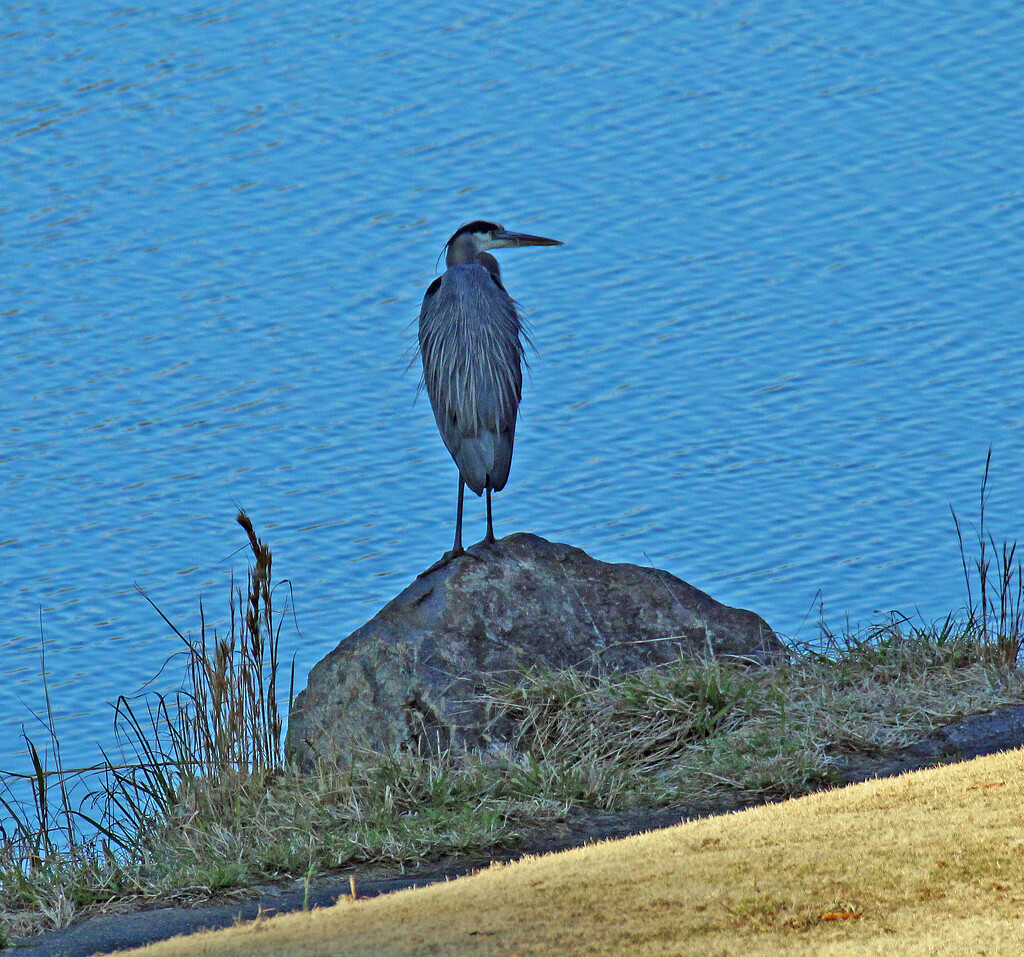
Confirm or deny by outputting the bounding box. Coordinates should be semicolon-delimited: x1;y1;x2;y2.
418;263;524;495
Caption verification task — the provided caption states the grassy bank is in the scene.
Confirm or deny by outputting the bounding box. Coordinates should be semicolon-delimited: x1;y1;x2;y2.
106;746;1024;957
1;491;1022;946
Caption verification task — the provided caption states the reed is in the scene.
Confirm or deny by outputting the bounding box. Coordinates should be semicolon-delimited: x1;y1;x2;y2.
135;511;285;784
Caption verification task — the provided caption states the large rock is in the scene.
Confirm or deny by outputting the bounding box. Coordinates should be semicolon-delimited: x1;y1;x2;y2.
285;533;784;770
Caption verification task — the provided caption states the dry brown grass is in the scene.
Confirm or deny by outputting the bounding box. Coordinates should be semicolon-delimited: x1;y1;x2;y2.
103;747;1024;957
483;624;1022;806
178;510;284;779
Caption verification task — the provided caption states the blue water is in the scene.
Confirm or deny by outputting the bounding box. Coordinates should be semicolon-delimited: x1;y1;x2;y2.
2;1;1023;785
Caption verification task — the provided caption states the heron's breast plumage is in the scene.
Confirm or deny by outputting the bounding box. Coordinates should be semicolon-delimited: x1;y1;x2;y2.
418;263;524;494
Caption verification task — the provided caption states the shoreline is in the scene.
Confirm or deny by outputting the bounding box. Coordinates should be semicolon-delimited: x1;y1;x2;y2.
13;702;1024;957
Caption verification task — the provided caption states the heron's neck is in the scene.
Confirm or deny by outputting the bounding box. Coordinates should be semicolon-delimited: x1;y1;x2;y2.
445;235;501;281
446;232;484;266
476;251;502;282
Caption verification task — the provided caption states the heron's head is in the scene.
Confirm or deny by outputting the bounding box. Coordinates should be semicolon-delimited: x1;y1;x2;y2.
445;221;562;267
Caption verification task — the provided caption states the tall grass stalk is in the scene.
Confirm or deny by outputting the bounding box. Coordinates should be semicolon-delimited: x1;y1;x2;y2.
156;510;284;782
951;449;1023;668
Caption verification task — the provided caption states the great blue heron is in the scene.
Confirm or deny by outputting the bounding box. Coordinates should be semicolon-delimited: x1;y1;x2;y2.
418;220;562;569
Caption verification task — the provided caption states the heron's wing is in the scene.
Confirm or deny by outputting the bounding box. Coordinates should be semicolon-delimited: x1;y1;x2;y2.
418;264;523;494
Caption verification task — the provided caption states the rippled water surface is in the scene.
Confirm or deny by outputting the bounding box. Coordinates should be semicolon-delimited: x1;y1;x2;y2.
3;1;1023;776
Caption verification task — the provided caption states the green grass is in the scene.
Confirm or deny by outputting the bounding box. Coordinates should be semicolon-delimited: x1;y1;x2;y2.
1;462;1022;946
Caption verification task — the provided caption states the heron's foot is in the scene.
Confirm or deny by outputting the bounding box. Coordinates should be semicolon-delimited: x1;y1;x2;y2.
468;534;496;553
466;536;501;562
418;546;481;578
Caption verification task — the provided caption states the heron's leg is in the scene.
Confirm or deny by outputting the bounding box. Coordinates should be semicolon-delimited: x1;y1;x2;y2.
419;478;470;577
483;485;496;543
453;477;466;553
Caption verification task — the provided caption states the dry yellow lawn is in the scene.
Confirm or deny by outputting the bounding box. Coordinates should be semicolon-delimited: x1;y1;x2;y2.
109;748;1024;956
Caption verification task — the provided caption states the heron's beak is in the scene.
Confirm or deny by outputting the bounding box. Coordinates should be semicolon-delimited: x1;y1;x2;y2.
490;229;563;249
